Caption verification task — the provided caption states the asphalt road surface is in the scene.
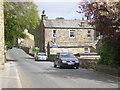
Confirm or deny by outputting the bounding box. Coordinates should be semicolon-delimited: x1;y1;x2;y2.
6;48;119;88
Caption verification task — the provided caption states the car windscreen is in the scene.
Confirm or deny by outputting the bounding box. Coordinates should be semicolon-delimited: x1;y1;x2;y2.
37;53;46;56
60;53;75;58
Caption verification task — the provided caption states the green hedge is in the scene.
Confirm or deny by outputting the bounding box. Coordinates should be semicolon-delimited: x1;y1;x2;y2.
97;43;119;68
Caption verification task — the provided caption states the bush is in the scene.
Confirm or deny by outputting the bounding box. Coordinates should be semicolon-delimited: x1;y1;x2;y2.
32;47;40;53
97;43;119;68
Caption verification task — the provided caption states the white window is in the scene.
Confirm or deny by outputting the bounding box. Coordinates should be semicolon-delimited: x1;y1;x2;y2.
52;30;56;37
88;30;91;34
87;34;91;38
84;48;89;53
87;30;91;38
81;22;85;27
69;30;75;38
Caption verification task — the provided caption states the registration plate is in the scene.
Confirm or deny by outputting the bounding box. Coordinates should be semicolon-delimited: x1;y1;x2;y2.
68;62;74;65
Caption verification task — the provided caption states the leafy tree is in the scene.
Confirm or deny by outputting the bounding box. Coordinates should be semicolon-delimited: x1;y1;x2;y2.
78;2;120;68
4;1;39;48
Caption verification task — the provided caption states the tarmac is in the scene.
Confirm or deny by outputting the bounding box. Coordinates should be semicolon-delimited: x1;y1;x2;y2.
0;48;120;89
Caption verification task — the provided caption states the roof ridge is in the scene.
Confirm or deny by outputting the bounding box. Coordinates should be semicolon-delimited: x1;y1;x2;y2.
43;19;93;28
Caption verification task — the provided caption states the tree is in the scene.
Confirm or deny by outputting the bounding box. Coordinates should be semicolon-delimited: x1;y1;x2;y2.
78;1;120;68
4;2;39;48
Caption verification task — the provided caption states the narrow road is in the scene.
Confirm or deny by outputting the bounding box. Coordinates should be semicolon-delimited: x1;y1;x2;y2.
6;48;119;88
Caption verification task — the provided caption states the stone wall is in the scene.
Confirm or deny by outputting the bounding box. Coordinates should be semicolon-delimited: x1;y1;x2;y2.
0;0;5;69
79;59;97;69
79;59;119;77
50;47;86;54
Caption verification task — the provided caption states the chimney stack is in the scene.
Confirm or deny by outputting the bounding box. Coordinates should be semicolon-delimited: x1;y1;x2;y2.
87;15;91;21
41;10;46;20
82;17;84;21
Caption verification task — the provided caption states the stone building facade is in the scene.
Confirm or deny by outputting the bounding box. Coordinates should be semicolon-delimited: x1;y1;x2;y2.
45;27;96;54
18;29;35;48
0;0;5;69
35;13;97;56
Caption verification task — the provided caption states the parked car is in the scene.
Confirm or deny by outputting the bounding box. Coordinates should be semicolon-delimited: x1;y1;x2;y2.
54;52;80;69
35;52;47;61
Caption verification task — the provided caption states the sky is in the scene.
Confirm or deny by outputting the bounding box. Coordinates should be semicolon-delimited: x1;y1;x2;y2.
33;0;85;20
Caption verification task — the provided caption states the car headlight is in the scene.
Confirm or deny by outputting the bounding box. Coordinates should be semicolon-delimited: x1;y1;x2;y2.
75;60;79;63
62;60;67;63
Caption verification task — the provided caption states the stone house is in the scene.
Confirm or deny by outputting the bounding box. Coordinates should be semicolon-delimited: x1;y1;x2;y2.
35;12;98;57
18;29;35;48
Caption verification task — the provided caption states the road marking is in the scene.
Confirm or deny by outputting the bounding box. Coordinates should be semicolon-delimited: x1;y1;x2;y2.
14;62;22;88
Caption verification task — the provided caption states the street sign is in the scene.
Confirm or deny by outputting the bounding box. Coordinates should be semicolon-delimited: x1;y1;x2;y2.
52;45;58;48
52;45;58;50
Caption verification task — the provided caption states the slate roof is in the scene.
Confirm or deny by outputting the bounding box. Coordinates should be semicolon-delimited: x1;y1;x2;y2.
43;19;93;29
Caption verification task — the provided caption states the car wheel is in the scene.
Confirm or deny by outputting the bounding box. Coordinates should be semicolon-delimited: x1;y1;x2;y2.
54;64;57;67
59;64;63;69
57;62;62;69
75;66;79;69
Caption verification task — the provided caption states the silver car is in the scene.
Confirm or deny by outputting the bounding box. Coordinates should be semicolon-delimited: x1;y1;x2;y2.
35;52;47;61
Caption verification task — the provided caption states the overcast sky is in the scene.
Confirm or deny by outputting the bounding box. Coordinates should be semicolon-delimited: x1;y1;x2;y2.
34;0;85;19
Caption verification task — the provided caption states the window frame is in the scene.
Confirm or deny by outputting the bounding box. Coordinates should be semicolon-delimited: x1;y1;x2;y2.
87;34;91;38
84;47;89;53
87;30;91;38
81;22;85;27
52;30;57;38
88;30;91;34
69;30;75;38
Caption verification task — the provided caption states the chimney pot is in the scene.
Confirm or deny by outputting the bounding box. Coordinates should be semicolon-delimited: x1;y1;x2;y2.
41;10;46;20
